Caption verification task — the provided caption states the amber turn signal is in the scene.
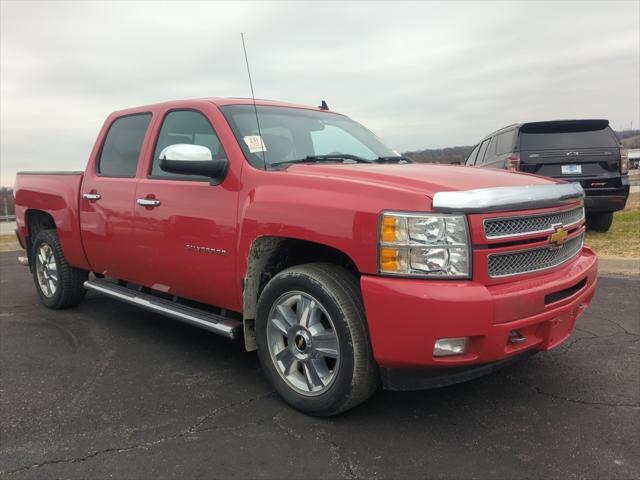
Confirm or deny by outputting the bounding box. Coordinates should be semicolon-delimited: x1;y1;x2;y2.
380;247;399;272
381;216;398;242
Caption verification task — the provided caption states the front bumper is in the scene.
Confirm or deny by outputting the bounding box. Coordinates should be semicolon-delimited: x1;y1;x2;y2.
361;247;597;378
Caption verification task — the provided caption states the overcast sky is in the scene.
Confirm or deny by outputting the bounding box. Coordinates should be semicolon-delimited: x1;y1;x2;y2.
1;0;638;186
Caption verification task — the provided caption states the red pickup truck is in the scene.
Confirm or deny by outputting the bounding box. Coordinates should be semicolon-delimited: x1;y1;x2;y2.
14;98;598;415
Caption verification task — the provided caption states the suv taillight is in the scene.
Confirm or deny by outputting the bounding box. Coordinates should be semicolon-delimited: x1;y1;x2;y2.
620;148;629;174
506;153;520;172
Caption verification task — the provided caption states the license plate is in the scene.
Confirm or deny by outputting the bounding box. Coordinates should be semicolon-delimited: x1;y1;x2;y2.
561;164;582;175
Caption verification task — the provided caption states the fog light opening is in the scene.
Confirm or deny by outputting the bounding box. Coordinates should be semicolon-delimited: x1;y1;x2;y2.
433;337;469;357
509;330;527;344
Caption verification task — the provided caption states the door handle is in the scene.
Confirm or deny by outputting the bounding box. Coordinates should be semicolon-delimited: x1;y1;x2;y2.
137;198;161;207
83;193;101;201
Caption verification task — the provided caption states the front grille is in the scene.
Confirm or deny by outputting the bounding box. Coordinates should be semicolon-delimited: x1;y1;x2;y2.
488;233;584;278
484;207;584;239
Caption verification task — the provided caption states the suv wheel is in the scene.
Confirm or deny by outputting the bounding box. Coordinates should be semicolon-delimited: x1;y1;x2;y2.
255;263;379;416
31;229;88;309
587;212;614;233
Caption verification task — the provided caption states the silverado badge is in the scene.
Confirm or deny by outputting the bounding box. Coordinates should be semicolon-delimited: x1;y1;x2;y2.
549;225;569;247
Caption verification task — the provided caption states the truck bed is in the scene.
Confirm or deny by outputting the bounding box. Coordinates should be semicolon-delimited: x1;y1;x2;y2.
14;171;90;270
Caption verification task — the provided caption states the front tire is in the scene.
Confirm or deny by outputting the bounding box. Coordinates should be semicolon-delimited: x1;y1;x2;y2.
31;229;88;309
255;263;379;416
587;212;614;232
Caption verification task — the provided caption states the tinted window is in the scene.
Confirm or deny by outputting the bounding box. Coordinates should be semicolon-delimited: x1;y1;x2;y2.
151;110;226;179
98;114;151;177
496;130;516;154
520;128;618;150
466;144;480;165
476;139;490;164
485;137;497;159
220;105;396;169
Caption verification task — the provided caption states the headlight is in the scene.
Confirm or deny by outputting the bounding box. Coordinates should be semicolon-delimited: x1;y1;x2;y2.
379;212;471;278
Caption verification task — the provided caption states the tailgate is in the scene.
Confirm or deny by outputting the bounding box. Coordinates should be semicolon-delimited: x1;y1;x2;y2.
520;148;620;179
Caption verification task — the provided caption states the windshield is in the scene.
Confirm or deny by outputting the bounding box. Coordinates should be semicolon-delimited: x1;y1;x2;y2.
220;105;397;169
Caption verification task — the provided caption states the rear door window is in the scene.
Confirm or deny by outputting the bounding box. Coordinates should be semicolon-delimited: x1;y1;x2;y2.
98;114;151;177
485;137;497;160
496;130;516;154
476;139;490;164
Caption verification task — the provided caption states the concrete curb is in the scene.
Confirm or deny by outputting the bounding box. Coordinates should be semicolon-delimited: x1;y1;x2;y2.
598;256;640;277
0;245;23;254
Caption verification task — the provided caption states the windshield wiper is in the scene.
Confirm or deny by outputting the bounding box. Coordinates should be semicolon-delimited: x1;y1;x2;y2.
373;156;414;164
271;154;372;168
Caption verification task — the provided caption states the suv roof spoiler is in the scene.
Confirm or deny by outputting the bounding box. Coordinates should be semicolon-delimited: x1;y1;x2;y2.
433;183;585;213
520;119;609;134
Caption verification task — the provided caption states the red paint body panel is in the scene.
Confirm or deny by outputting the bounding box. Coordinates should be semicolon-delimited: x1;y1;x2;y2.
361;247;597;368
78;104;159;284
14;173;91;270
13;97;599;373
131;101;244;311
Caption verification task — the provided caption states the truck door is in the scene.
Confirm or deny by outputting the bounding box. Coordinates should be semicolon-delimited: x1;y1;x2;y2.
80;112;154;283
132;105;241;312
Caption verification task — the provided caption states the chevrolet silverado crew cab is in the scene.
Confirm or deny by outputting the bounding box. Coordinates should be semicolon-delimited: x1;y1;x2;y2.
465;119;629;232
14;98;598;415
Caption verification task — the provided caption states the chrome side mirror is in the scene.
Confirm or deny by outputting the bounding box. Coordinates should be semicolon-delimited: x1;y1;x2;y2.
159;144;228;180
159;144;212;161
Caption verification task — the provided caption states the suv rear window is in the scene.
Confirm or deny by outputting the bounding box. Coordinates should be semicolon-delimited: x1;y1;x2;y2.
520;123;618;150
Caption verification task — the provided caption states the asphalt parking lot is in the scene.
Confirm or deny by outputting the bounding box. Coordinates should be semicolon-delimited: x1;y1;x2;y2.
1;251;639;479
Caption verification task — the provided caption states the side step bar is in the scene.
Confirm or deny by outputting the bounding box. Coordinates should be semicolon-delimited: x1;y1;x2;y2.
84;279;242;340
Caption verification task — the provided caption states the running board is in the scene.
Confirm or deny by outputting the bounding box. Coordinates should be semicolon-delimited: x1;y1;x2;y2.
83;279;242;340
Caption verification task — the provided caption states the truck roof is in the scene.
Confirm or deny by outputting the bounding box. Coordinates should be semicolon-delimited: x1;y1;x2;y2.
109;97;340;118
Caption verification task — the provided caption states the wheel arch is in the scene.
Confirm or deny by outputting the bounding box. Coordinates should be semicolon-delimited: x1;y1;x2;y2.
242;236;359;351
24;209;57;269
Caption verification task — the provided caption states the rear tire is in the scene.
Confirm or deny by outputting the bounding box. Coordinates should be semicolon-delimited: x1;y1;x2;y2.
31;229;88;309
255;263;379;416
587;212;614;232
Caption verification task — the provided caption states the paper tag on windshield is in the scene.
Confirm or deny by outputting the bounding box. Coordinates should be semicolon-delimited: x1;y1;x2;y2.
243;135;267;153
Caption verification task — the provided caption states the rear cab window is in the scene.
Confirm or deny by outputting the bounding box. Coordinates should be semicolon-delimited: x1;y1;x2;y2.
98;114;152;177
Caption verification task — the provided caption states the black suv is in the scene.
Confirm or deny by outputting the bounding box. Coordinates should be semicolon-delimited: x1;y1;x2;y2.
465;119;629;232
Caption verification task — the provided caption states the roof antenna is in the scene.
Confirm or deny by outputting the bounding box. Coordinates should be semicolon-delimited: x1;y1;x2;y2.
240;32;266;170
319;100;329;110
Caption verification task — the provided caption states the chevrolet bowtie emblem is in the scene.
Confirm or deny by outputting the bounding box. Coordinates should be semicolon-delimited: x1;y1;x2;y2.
549;225;569;247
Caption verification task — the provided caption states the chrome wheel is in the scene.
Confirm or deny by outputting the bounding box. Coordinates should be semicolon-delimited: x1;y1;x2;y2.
267;291;340;396
35;243;58;298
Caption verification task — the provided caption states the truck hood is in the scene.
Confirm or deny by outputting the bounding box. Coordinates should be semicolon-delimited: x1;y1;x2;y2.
286;163;557;197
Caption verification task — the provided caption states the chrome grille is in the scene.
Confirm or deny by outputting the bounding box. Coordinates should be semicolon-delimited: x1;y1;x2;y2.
488;234;584;278
484;207;584;239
